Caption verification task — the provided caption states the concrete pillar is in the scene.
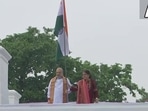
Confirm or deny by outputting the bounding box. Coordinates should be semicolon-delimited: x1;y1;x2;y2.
0;46;12;104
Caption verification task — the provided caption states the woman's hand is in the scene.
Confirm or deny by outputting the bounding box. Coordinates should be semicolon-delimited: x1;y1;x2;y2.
95;98;99;103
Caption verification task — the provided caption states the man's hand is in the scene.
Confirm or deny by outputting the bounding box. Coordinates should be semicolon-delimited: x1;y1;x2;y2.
65;90;68;94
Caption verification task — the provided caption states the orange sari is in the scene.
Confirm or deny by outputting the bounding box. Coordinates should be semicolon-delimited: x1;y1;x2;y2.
77;79;90;104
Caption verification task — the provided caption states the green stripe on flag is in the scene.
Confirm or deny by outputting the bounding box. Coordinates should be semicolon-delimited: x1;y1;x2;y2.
54;15;63;37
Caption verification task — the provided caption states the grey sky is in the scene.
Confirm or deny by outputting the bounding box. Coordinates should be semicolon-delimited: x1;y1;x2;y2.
0;0;148;101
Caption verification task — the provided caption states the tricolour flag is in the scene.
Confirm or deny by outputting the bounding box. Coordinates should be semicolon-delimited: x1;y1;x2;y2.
54;0;70;60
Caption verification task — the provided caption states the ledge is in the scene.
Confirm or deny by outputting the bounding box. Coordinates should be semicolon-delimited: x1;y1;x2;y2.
0;46;12;62
8;90;21;104
0;102;148;111
9;90;21;98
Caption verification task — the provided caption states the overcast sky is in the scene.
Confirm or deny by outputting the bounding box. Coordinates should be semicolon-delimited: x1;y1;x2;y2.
0;0;148;101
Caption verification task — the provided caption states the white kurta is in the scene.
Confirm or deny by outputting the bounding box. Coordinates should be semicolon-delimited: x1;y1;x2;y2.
47;78;72;103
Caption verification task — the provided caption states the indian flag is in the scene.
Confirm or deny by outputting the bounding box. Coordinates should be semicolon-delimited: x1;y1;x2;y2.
54;0;70;60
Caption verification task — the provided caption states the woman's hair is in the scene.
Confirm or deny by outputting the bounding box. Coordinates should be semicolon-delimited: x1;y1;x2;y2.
83;70;91;78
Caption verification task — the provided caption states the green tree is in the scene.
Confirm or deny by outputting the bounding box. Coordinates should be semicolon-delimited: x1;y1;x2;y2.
1;27;57;102
136;88;148;102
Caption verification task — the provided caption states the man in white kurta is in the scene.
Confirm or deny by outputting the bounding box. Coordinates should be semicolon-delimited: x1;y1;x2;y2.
47;67;72;104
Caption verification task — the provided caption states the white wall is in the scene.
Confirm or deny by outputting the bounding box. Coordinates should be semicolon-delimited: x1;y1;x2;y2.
0;46;11;104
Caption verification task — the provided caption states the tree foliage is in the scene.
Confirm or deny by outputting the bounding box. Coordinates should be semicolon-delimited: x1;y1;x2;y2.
0;27;147;103
136;88;148;102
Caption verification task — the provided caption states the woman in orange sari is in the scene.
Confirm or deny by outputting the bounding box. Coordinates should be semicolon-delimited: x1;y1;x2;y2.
71;70;99;104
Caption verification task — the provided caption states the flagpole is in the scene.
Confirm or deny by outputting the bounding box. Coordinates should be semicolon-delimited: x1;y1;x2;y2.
63;29;67;77
63;0;68;77
54;0;69;77
64;56;67;77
